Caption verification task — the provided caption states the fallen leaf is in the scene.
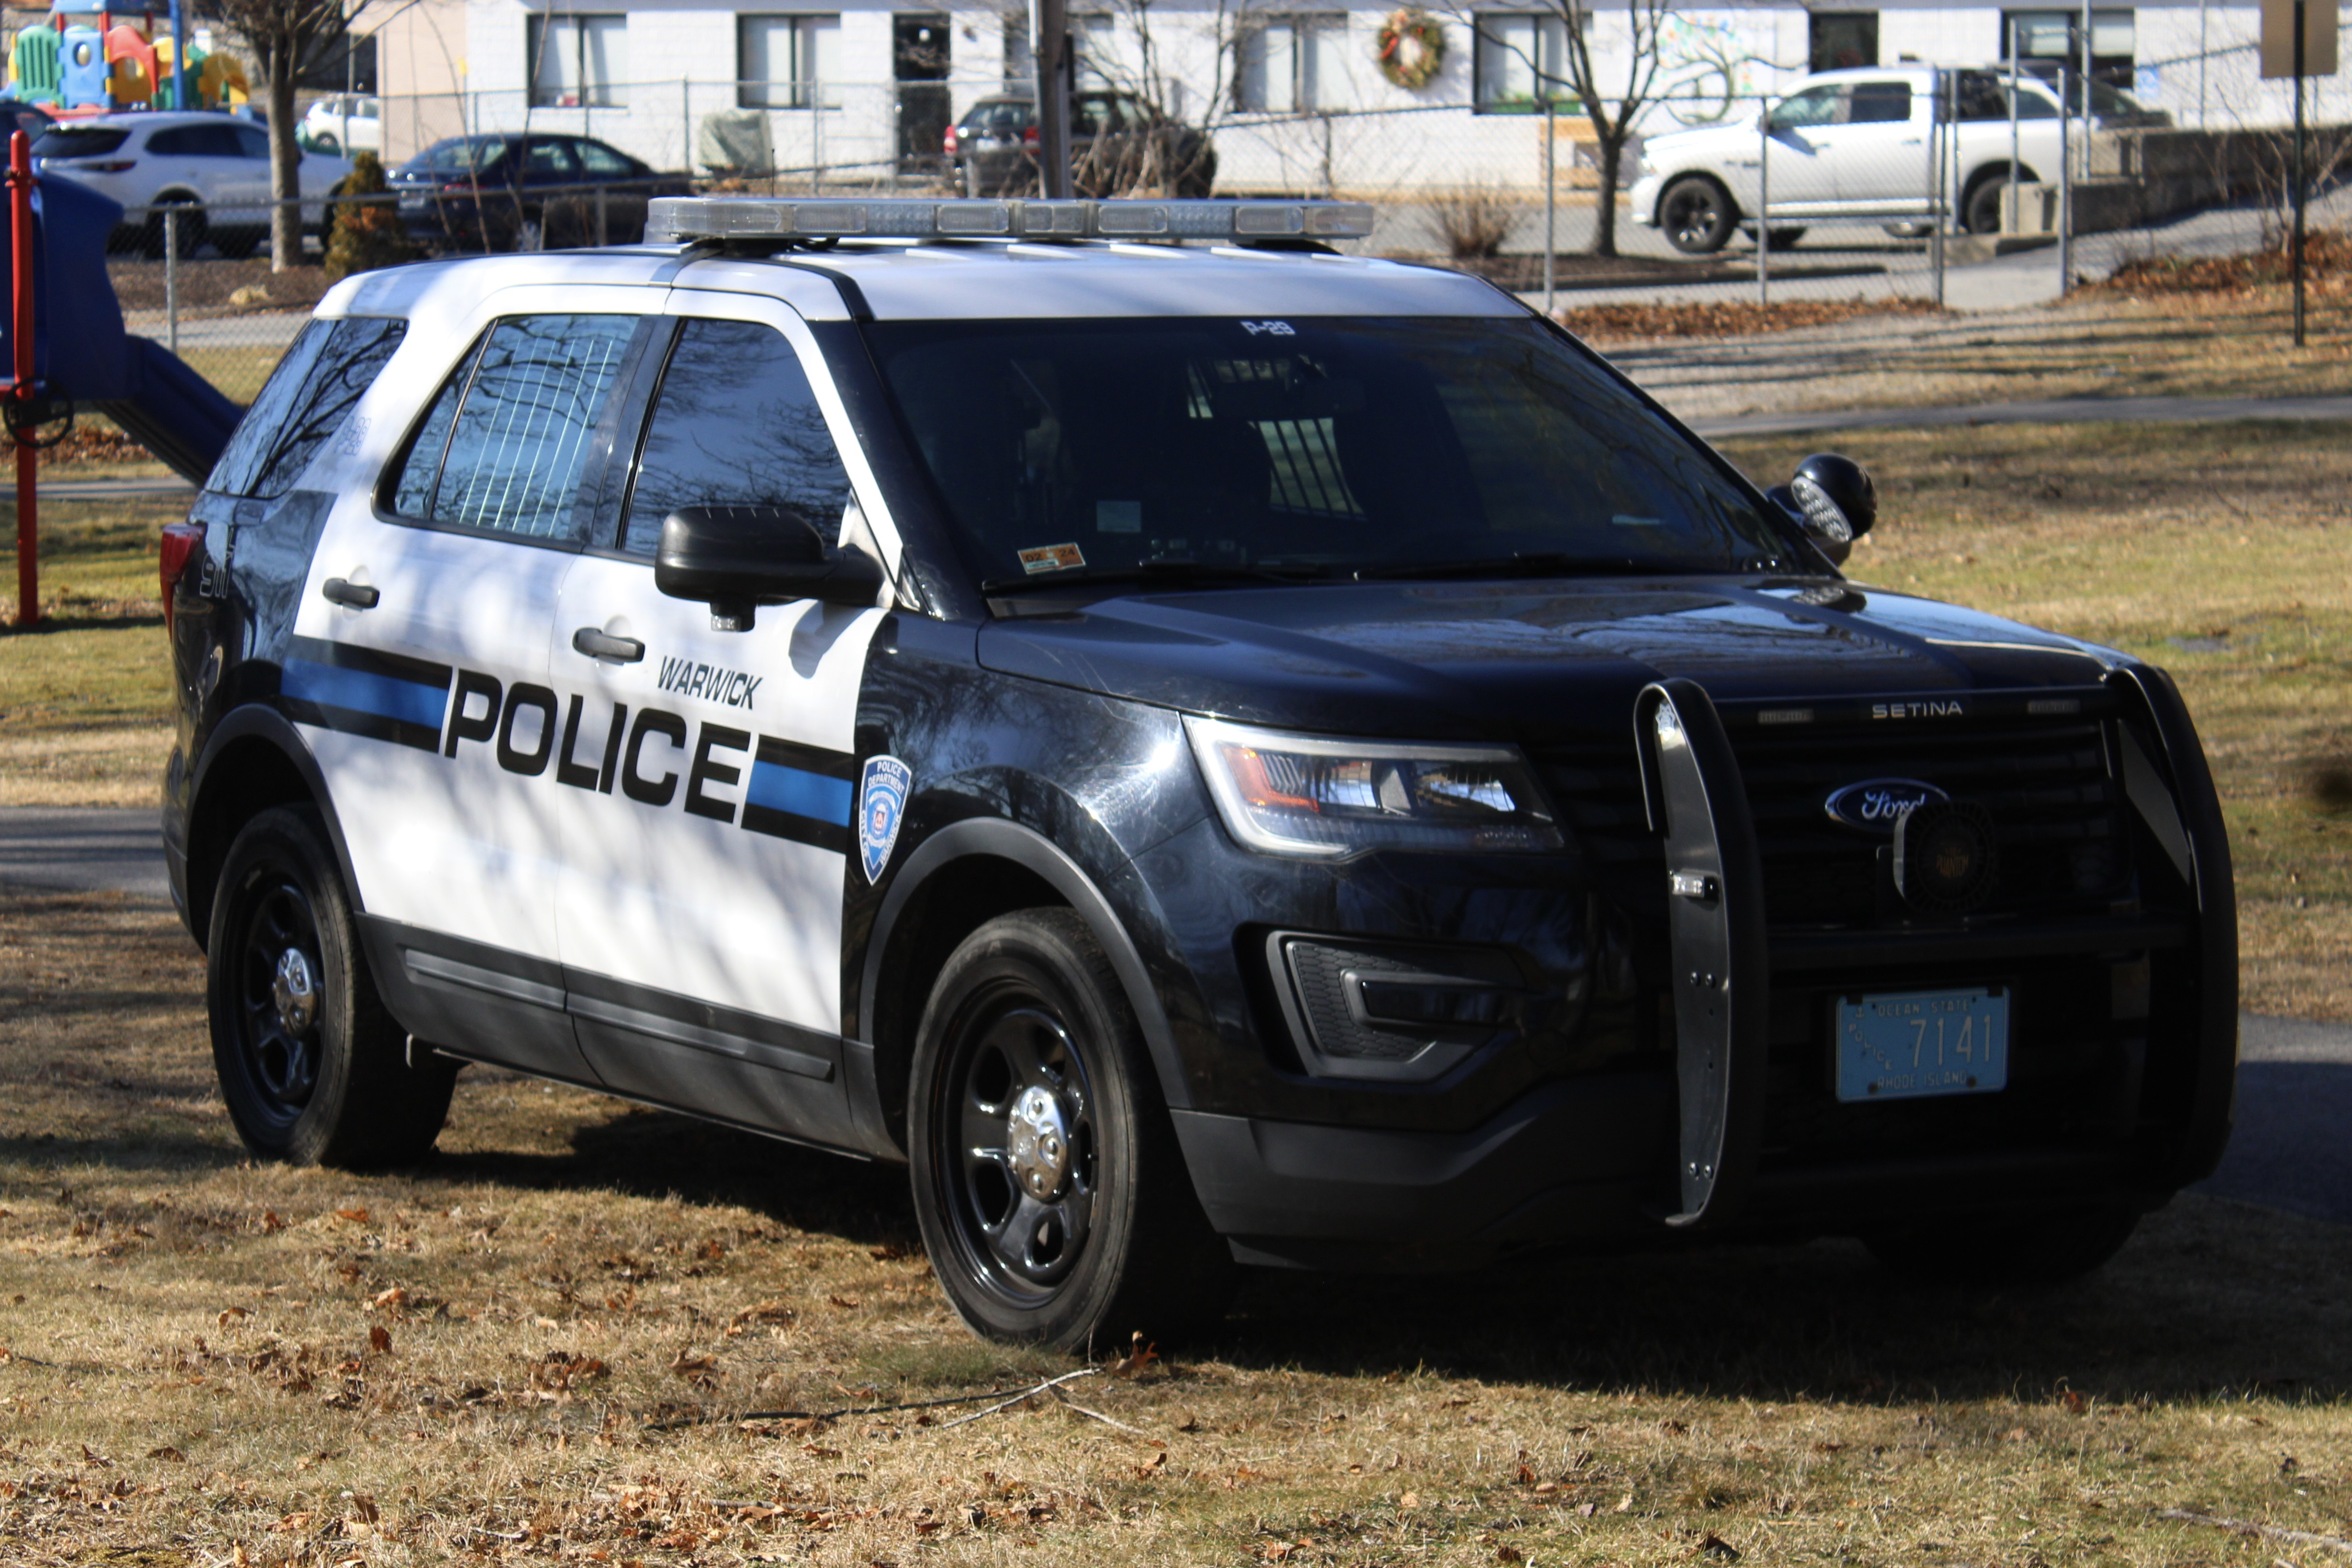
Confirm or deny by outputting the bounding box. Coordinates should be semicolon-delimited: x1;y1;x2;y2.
1108;1331;1159;1378
1577;1501;1599;1517
1498;1547;1525;1564
334;1208;370;1224
370;1286;407;1312
1811;1440;1846;1454
218;1306;251;1328
259;1211;286;1232
146;1446;185;1462
1614;1492;1634;1513
1399;1492;1421;1510
1660;1418;1690;1435
79;1445;111;1467
368;1325;392;1356
829;1295;862;1309
2062;1389;2088;1414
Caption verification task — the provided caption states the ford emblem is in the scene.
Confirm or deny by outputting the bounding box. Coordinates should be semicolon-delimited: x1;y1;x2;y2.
1824;778;1949;833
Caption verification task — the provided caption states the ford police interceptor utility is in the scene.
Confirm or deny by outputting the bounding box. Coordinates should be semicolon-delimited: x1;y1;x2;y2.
159;196;2236;1348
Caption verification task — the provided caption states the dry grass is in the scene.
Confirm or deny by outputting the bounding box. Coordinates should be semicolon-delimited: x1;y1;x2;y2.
1560;297;1946;346
1714;418;2352;1019
2;885;2351;1568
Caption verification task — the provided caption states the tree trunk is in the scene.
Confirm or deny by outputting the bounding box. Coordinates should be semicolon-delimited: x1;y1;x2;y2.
1591;136;1622;257
269;64;302;271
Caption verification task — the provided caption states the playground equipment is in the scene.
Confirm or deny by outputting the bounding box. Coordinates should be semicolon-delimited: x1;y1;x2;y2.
0;127;244;623
8;8;248;113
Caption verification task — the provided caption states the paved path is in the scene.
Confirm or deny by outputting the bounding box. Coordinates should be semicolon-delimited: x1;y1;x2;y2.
36;474;194;500
0;806;2339;1227
1686;393;2352;439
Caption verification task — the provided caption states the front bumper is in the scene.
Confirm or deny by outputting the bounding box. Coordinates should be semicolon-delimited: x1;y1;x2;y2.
1628;173;1661;226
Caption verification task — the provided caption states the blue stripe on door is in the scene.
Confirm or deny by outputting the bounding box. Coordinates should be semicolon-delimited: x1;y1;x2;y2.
744;760;854;826
282;657;452;731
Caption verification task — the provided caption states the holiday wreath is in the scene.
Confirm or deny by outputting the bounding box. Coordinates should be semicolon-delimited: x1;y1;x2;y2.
1376;8;1446;90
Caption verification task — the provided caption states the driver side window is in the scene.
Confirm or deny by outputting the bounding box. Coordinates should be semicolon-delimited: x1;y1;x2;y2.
1769;86;1841;131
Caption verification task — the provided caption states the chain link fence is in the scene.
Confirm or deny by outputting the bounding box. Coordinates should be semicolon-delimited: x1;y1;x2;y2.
82;44;2352;409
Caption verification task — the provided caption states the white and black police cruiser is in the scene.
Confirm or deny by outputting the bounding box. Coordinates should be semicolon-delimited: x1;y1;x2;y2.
159;196;2236;1347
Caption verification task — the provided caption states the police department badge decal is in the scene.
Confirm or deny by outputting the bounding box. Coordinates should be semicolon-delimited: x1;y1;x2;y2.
858;756;912;884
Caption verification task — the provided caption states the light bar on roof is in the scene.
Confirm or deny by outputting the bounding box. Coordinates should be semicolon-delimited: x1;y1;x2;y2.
644;196;1375;245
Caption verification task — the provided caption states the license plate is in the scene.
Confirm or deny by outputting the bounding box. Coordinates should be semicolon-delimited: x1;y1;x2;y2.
1835;986;2009;1103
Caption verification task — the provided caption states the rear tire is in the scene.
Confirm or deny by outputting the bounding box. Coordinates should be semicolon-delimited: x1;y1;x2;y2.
206;805;455;1168
1963;175;2009;236
1864;1205;2140;1285
141;197;205;260
1658;174;1737;254
909;909;1233;1350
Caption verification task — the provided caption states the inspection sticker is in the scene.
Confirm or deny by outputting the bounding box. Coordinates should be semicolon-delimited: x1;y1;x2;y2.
1018;542;1086;575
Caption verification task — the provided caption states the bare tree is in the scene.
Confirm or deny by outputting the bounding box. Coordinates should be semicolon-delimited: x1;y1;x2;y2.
1049;0;1250;196
1444;0;1674;256
213;0;365;270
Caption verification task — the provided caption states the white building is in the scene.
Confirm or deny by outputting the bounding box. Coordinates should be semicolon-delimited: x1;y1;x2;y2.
366;0;2345;195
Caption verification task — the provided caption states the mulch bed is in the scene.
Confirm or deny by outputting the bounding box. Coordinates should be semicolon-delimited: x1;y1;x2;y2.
2093;228;2352;298
1554;296;1946;345
106;256;338;313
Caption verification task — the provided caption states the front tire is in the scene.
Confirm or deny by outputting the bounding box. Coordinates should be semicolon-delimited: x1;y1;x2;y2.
206;805;454;1168
1864;1205;2140;1285
909;909;1232;1350
1659;174;1738;254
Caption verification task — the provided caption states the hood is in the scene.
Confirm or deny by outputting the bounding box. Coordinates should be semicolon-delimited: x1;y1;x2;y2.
977;577;2119;740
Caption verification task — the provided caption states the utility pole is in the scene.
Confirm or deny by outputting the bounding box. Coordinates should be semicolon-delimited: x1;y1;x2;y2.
1031;0;1074;199
2294;0;2306;346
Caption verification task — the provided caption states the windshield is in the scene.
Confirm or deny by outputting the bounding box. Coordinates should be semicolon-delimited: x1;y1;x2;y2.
866;316;1796;587
422;136;510;172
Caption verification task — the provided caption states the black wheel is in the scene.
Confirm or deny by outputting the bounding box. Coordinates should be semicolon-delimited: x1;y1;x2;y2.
142;196;205;259
1964;175;2010;235
206;805;455;1168
312;132;341;156
909;910;1232;1349
1864;1205;2140;1285
212;228;261;260
1658;174;1737;254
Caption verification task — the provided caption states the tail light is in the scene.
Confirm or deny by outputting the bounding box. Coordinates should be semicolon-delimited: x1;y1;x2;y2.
1023;127;1039;149
159;521;204;626
943;124;959;155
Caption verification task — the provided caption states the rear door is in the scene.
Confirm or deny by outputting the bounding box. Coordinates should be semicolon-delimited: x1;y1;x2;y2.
1822;76;1928;210
545;293;893;1147
295;289;657;1078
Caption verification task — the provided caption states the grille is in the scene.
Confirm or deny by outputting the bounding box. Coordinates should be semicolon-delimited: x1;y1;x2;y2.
1731;718;2123;928
1532;716;2125;930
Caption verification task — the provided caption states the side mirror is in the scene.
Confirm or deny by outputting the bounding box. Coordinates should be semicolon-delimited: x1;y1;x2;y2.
655;504;885;630
1772;452;1876;568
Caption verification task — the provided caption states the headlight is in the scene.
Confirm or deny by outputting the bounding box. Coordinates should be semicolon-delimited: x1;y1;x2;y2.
1183;717;1563;858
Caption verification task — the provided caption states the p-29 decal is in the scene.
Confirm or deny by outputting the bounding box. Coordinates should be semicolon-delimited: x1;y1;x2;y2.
279;636;856;855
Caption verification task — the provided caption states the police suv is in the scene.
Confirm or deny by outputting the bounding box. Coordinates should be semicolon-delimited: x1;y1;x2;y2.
160;196;2236;1348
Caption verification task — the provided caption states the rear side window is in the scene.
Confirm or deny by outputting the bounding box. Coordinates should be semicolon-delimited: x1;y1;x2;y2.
35;125;128;157
1847;82;1913;123
205;316;408;499
389;314;640;541
575;140;636;177
621;318;854;554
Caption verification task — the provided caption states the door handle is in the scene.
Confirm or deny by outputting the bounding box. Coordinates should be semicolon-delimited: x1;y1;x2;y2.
321;577;379;609
572;626;645;663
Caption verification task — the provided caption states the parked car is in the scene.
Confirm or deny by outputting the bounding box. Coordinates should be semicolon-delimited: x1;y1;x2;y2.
389;133;690;252
299;93;380;156
160;194;2235;1349
946;90;1216;197
35;111;347;258
0;100;56;144
1630;66;2171;253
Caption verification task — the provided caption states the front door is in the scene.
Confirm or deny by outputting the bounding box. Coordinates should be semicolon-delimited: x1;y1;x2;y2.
548;297;889;1147
297;298;651;1078
1756;84;1842;214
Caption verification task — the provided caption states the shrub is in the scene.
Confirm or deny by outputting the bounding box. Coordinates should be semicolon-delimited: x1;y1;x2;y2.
324;153;420;282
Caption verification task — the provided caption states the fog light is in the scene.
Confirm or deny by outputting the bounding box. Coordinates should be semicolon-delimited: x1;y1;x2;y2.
1894;800;2000;915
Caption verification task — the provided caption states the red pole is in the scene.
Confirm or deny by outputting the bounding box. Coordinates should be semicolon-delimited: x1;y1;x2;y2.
9;129;35;629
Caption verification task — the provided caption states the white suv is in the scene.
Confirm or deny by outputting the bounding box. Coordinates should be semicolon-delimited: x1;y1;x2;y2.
34;110;348;258
1630;66;2166;253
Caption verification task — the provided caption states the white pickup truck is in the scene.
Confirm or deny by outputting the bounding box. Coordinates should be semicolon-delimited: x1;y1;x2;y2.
1628;66;2167;253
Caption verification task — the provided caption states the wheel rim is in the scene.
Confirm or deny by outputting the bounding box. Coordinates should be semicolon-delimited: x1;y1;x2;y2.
934;990;1100;1307
1663;186;1723;250
230;873;326;1127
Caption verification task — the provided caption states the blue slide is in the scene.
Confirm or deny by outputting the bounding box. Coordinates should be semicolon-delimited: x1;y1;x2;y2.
0;174;243;484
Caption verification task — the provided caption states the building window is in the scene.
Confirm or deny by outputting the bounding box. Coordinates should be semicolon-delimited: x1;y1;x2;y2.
1809;12;1878;72
527;14;625;108
2003;9;2135;89
739;14;841;109
1239;15;1348;112
1473;14;1576;113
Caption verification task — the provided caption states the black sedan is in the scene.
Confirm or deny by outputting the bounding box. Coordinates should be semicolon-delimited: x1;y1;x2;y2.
946;91;1215;198
390;133;690;252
